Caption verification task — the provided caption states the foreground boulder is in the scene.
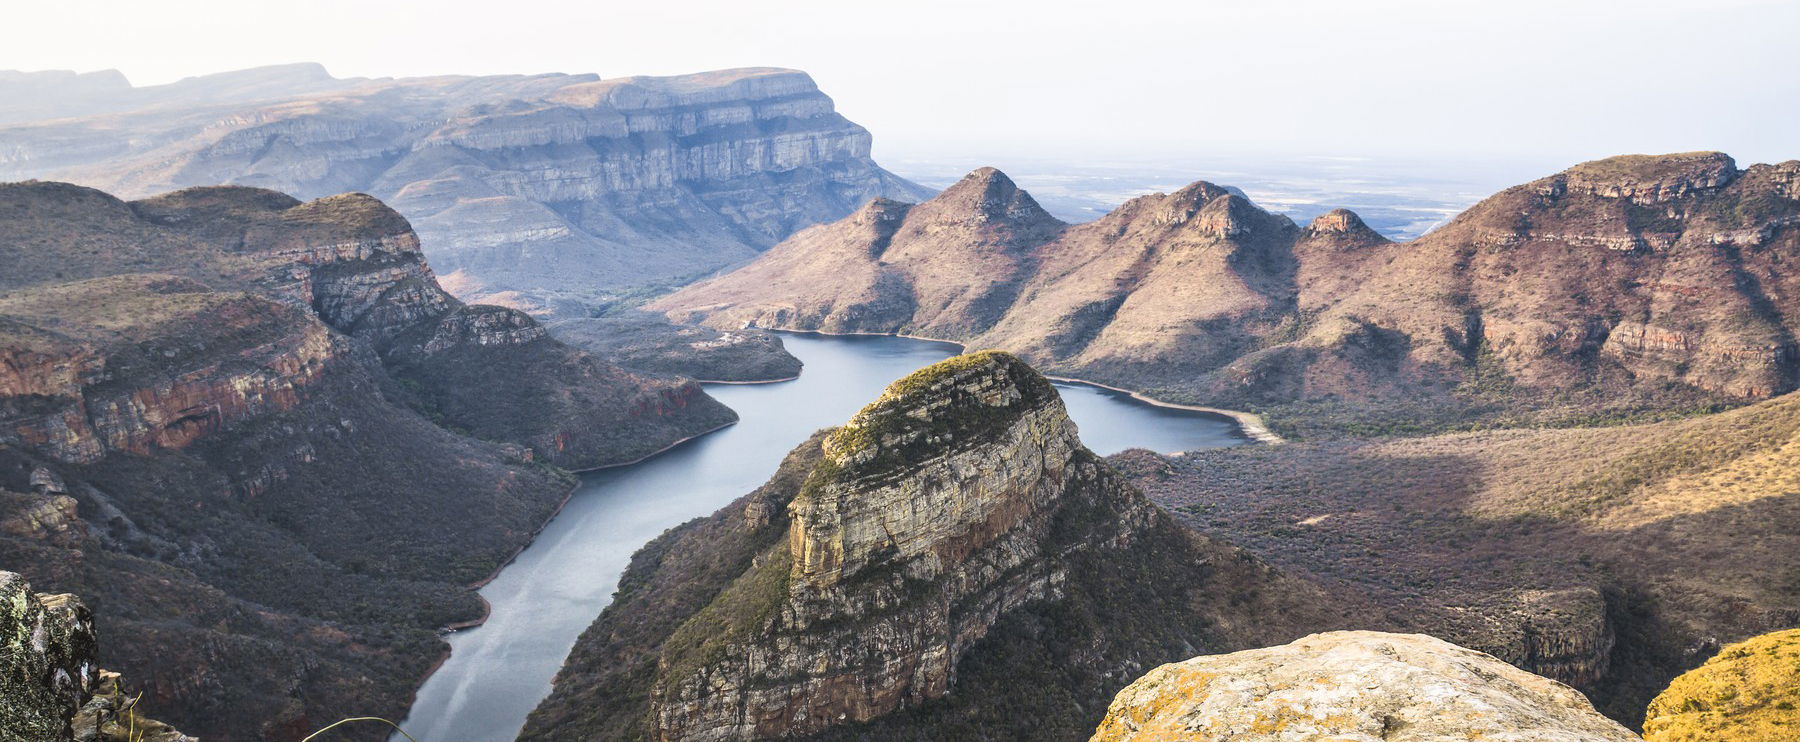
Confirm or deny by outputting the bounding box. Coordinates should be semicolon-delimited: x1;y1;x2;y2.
1091;631;1640;742
1643;628;1800;742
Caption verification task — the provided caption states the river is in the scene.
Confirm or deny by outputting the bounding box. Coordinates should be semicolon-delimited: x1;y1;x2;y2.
391;333;1246;742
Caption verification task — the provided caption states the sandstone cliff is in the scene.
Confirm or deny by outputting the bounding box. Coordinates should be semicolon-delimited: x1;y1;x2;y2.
520;352;1358;742
0;182;727;740
0;181;735;468
0;65;930;314
656;153;1800;435
0;571;192;742
1115;386;1800;727
1090;631;1639;742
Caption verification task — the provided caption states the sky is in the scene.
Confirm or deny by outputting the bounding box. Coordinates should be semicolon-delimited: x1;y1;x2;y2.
5;0;1797;169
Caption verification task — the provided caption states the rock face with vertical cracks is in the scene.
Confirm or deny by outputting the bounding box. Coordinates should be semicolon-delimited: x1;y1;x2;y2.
0;65;931;314
520;352;1358;742
0;570;192;742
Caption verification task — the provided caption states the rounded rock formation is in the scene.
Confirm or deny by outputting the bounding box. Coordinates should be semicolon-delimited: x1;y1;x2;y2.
1090;630;1639;742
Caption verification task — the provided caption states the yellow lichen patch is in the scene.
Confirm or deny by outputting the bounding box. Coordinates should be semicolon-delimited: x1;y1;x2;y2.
1643;628;1800;742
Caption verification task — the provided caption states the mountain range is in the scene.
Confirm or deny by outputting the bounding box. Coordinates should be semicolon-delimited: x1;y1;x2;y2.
0;64;930;316
655;153;1800;435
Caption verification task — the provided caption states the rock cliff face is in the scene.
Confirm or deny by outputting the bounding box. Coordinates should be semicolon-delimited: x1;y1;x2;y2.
0;65;930;314
520;352;1357;742
0;181;735;469
1090;631;1640;742
656;153;1800;434
0;571;191;742
0;182;728;740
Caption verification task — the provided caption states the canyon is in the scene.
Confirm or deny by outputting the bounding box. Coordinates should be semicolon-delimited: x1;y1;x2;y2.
0;64;930;317
519;352;1361;741
655;153;1800;435
0;181;732;740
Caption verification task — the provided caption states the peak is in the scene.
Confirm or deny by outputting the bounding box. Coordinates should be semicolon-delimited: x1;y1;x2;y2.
1169;180;1236;205
1308;208;1366;232
832;351;1059;465
942;166;1019;197
789;350;1077;585
921;168;1063;228
1558;151;1739;203
1304;209;1388;244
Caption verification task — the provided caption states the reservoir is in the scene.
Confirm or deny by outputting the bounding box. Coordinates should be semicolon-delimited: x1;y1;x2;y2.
393;333;1246;742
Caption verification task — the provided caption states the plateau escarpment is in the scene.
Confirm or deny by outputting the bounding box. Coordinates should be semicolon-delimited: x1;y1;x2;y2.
1113;386;1800;727
521;352;1359;742
657;153;1800;435
0;65;931;314
0;182;730;740
1090;631;1640;742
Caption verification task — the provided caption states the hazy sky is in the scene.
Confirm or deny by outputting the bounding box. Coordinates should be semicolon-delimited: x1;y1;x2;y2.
6;0;1797;168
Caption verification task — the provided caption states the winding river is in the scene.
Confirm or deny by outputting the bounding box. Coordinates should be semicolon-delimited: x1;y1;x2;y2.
392;333;1247;742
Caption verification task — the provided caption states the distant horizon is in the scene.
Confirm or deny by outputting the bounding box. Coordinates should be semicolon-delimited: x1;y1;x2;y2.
5;0;1793;168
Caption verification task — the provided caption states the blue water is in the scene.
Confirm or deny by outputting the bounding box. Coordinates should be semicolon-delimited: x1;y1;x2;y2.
391;333;1245;742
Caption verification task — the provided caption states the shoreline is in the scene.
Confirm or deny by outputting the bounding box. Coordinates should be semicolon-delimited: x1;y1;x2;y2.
690;374;800;385
406;417;745;716
765;326;1284;444
460;418;739;600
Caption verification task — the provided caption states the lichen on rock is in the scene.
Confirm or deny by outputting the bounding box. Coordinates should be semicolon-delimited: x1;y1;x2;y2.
1090;631;1641;742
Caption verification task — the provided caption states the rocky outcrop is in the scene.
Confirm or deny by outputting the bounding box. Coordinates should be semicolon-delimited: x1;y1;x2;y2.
521;352;1355;742
657;153;1800;434
1642;629;1800;742
0;65;930;314
1090;631;1640;742
0;571;191;742
654;353;1120;741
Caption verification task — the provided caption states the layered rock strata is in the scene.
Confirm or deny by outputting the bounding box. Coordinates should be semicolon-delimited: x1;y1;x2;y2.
0;181;729;739
0;65;931;313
